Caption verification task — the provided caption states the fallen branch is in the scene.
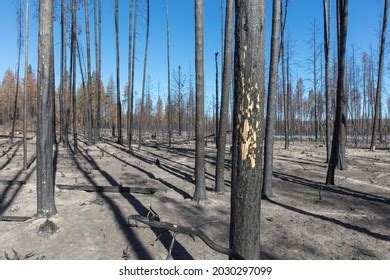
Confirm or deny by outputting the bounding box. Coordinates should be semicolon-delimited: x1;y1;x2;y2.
128;214;244;260
56;184;157;194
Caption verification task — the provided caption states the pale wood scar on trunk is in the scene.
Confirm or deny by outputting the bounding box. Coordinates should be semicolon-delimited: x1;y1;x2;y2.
239;73;259;169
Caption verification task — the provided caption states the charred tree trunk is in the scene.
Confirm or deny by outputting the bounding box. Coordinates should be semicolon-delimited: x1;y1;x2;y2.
323;0;331;162
215;52;219;142
94;0;102;142
262;0;281;198
138;0;150;150
280;0;289;149
115;0;122;145
326;0;348;185
165;0;172;147
127;0;134;151
230;0;265;260
215;0;234;193
313;19;319;142
52;34;57;145
282;44;288;149
11;0;23;144
128;0;138;150
37;0;57;217
70;0;78;154
84;0;93;145
23;0;29;171
193;0;207;202
370;0;388;151
61;0;68;147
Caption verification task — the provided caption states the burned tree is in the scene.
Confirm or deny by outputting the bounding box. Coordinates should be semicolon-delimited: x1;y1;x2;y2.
11;0;23;144
138;0;150;150
215;0;234;193
127;0;134;151
23;0;30;171
60;0;67;146
323;0;331;162
215;52;219;141
193;0;207;202
84;0;93;145
230;0;265;259
70;0;78;154
326;0;348;185
36;0;57;217
165;0;172;147
370;0;388;151
129;0;138;150
115;0;122;144
262;0;281;199
173;66;186;136
93;0;102;142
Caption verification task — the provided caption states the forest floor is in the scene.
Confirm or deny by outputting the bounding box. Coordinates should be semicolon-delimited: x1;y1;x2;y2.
0;131;389;260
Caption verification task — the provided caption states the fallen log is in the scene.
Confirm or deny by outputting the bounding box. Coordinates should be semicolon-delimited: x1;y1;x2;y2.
0;216;31;222
128;214;244;260
56;184;157;194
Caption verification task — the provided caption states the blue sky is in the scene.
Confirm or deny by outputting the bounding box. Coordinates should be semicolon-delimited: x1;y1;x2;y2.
0;0;388;114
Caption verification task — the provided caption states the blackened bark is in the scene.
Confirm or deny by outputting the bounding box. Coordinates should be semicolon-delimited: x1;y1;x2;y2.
129;0;138;150
52;33;57;145
262;0;281;198
94;0;101;142
165;0;172;147
138;0;150;150
23;0;29;171
313;19;318;142
215;0;234;193
61;0;68;147
230;0;265;259
323;0;331;162
326;0;348;185
193;0;207;202
37;0;57;217
215;52;219;142
115;0;122;145
11;0;23;144
84;0;93;145
70;0;78;154
370;0;388;151
280;0;289;149
127;0;133;151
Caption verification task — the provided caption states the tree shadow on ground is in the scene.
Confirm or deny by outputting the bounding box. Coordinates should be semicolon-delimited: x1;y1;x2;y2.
0;140;21;158
103;139;230;189
0;142;22;170
274;155;327;169
95;143;193;199
67;143;153;260
0;163;36;215
69;141;194;259
273;171;390;205
266;198;390;242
